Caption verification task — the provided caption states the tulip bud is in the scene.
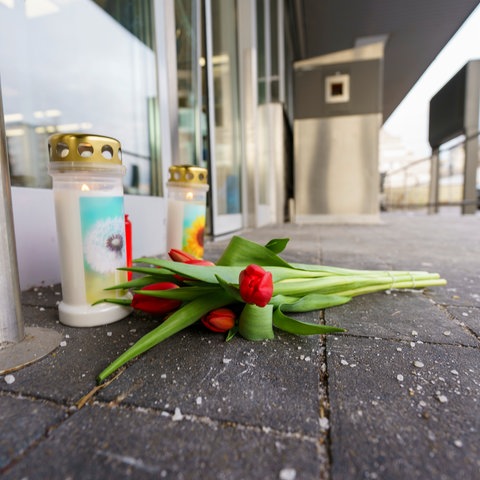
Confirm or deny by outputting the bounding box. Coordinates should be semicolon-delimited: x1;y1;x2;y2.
168;249;199;262
185;259;215;267
201;308;236;333
239;264;273;307
131;282;181;314
169;249;215;282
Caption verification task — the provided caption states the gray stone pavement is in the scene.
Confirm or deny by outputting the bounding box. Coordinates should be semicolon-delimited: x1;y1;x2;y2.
0;211;479;479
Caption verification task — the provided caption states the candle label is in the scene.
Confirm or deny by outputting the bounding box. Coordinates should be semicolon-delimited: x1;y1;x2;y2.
80;196;127;303
182;203;206;258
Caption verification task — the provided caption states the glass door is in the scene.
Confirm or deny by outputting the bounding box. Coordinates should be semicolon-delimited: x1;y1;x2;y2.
175;0;205;168
175;0;243;236
204;0;243;235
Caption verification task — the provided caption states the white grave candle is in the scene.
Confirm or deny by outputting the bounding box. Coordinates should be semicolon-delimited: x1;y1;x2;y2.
166;165;209;258
167;198;186;251
48;134;132;327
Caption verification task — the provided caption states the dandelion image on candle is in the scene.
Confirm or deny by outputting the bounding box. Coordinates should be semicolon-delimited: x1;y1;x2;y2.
84;217;125;272
80;196;127;303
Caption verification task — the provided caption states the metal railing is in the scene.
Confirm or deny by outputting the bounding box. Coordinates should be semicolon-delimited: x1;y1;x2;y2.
382;132;479;212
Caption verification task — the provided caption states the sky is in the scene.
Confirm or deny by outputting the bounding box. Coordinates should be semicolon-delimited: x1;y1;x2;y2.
380;3;480;166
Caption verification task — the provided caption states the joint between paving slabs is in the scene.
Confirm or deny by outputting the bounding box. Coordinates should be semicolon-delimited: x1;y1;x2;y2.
319;330;335;477
76;367;127;409
0;392;70;476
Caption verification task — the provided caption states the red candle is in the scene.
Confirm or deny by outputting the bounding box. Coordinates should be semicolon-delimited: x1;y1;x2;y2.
124;214;132;280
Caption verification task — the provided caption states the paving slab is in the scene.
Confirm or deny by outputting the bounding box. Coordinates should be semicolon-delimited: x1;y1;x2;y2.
20;284;63;309
0;395;66;470
315;215;480;308
327;335;480;480
1;403;326;480
445;305;480;337
0;304;157;404
324;290;478;346
97;312;325;436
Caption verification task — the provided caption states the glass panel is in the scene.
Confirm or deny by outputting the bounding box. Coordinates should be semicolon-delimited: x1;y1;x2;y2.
438;137;466;205
210;0;241;215
257;0;282;104
0;0;159;195
270;0;279;102
256;0;269;204
175;0;207;167
256;0;266;105
283;3;295;125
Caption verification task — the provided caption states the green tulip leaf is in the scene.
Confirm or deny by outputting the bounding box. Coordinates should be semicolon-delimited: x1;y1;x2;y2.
264;238;290;254
97;291;233;383
226;326;238;342
134;285;222;301
279;293;352;312
104;275;164;291
269;294;301;306
238;303;274;341
93;298;132;307
132;259;323;284
270;294;351;311
215;236;294;269
117;266;177;280
132;260;244;284
273;306;345;335
214;274;244;302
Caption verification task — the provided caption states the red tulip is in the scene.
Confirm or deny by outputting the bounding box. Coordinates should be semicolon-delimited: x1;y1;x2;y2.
239;264;273;307
201;308;236;333
131;282;181;314
168;249;199;262
184;258;215;267
168;249;215;280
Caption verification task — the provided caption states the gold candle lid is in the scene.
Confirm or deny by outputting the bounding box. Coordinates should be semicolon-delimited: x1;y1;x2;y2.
48;133;123;165
168;165;208;185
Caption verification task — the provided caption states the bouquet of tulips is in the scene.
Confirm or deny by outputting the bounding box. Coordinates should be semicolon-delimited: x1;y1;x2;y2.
96;236;446;383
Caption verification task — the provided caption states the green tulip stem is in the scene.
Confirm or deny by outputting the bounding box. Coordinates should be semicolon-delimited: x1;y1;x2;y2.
338;278;447;298
97;291;232;383
273;272;444;297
